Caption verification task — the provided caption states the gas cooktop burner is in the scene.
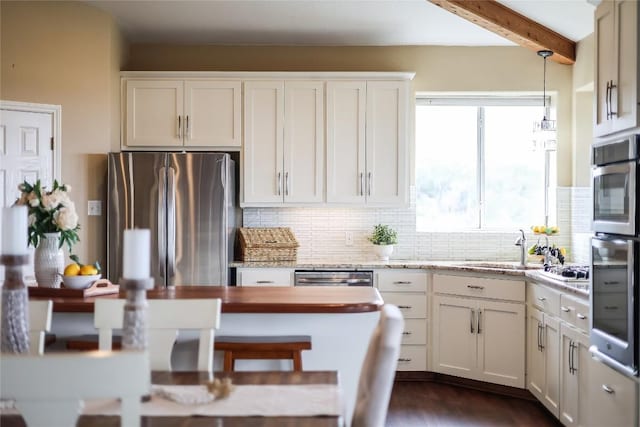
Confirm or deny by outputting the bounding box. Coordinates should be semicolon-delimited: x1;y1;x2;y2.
536;265;590;291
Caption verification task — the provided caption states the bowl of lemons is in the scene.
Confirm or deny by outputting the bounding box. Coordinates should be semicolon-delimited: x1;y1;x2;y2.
62;261;101;289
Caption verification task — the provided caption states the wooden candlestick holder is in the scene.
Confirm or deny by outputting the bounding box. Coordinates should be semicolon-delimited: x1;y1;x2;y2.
0;254;30;353
121;277;154;351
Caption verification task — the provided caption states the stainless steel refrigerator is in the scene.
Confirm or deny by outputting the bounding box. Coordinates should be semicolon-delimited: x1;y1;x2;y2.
107;152;237;286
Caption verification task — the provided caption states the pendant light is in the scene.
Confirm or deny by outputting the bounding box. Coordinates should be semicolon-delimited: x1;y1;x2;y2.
535;49;556;133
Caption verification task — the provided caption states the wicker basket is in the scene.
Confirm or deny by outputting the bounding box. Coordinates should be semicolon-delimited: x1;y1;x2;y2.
239;227;299;262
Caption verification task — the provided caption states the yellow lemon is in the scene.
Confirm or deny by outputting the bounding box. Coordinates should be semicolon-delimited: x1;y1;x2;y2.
80;265;98;276
64;263;80;276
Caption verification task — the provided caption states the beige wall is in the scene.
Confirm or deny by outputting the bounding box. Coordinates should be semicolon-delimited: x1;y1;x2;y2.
1;1;124;267
128;44;577;187
572;34;595;187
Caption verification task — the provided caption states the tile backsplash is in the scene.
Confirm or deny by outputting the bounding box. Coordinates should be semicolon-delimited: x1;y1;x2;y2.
243;186;591;264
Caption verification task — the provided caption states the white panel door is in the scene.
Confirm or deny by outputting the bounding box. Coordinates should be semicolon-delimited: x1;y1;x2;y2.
543;315;561;417
585;358;638;427
184;80;241;147
527;306;546;400
594;0;615;136
613;0;639;134
243;81;284;204
0;110;53;207
560;324;590;427
365;81;408;205
326;81;366;204
476;300;525;388
283;81;324;203
433;295;477;378
125;80;184;147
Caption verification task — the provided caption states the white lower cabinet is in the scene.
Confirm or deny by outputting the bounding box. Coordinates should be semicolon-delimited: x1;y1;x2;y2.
236;268;293;287
559;324;590;427
432;274;526;388
527;305;561;417
583;356;638;427
375;269;427;371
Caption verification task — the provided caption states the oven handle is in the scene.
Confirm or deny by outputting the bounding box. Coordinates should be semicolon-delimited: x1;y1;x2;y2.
592;236;631;251
592;162;632;179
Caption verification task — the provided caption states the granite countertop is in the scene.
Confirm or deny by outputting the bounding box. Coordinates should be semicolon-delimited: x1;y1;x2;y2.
231;259;590;297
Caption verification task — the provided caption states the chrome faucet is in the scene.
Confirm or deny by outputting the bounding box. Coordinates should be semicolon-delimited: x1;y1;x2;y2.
514;229;527;267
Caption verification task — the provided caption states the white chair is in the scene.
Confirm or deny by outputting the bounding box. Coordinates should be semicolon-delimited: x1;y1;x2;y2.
95;298;221;372
0;299;52;355
352;304;404;427
0;350;149;427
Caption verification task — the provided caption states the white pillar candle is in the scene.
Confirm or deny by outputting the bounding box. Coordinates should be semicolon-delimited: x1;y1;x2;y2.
1;206;28;255
122;229;150;280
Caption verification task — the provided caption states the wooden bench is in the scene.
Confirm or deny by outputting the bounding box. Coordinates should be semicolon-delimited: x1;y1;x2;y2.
214;335;312;372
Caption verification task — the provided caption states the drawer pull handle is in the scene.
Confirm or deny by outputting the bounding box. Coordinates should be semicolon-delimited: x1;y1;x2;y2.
256;280;275;284
402;331;412;336
604;306;619;310
561;306;570;312
398;305;412;309
602;384;615;394
538;297;547;302
577;313;587;320
394;281;412;285
398;358;412;362
466;285;485;290
604;281;620;285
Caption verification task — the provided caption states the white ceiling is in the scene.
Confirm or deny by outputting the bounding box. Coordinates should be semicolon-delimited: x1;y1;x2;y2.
87;0;595;46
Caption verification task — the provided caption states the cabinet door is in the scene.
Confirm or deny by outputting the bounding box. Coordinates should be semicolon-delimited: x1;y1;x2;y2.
432;295;477;379
283;81;324;203
612;0;639;134
594;0;616;137
542;315;561;417
365;81;408;205
560;323;589;426
326;81;366;204
125;80;184;147
184;80;241;147
237;268;293;287
476;300;525;388
243;81;285;204
527;306;546;400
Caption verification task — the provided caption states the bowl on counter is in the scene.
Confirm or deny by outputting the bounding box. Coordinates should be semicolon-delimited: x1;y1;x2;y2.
62;274;101;289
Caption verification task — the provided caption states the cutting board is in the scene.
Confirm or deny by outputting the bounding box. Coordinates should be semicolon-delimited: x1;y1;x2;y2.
28;279;120;298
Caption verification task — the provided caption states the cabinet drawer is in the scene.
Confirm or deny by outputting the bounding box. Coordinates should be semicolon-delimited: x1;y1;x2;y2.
377;270;427;292
560;294;590;332
593;292;628;320
237;268;293;287
586;360;637;427
433;274;525;302
381;292;427;318
396;345;427;371
401;319;427;345
527;283;561;317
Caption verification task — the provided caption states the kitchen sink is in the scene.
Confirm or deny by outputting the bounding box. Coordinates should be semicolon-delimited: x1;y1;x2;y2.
459;262;544;271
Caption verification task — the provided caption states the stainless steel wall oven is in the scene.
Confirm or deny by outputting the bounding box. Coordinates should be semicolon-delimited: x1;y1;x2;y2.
590;131;640;377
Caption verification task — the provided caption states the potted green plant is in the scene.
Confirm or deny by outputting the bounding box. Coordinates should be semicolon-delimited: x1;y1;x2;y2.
368;224;397;261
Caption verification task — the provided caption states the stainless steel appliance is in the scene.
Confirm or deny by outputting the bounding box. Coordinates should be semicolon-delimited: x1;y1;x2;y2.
294;271;373;286
592;133;639;235
107;152;237;287
589;234;638;377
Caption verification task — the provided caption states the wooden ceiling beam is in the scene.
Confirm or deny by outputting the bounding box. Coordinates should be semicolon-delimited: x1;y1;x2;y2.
427;0;576;65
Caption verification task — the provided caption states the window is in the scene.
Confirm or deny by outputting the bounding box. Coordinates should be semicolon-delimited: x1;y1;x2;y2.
415;96;556;231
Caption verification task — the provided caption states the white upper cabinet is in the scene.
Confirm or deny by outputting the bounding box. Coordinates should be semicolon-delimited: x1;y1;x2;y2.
594;0;639;137
243;81;285;204
326;80;409;206
243;80;324;205
123;78;241;149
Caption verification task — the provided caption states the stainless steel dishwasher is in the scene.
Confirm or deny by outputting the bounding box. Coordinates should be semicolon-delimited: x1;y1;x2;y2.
294;270;374;286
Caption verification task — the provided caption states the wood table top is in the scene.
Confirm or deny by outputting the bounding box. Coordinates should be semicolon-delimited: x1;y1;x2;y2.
2;370;342;427
29;285;384;314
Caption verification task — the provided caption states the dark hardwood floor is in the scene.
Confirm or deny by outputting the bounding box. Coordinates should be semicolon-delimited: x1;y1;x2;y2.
386;381;562;427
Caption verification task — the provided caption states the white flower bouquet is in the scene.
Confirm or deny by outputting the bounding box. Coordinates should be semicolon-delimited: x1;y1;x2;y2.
14;180;80;252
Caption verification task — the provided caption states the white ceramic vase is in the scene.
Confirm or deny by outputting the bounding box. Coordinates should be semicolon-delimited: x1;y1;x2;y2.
34;232;64;288
373;244;394;261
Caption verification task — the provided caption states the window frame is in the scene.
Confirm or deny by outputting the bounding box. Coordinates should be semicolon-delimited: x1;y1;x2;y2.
415;94;556;232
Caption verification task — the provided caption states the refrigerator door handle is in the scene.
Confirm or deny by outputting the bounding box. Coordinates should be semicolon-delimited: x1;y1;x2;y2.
167;167;177;283
158;167;167;283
